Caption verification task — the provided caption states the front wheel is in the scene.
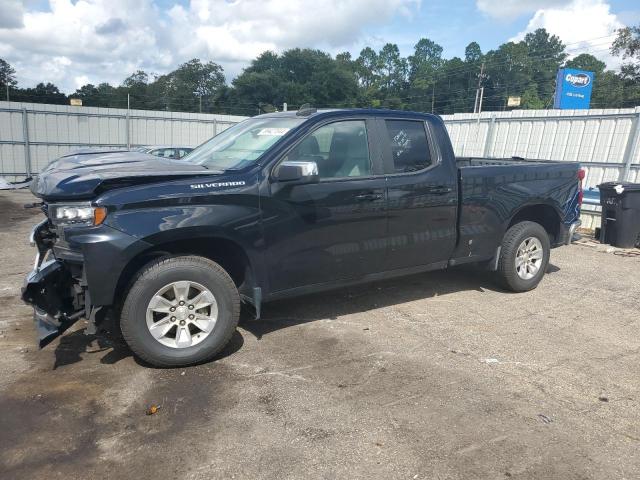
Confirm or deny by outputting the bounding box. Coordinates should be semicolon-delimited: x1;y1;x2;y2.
496;221;551;292
120;256;240;367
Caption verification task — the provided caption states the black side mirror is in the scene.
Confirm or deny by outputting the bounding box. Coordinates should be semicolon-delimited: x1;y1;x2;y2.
274;160;319;184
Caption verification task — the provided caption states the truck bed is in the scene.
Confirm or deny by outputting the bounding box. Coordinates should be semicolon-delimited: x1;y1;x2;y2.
451;156;582;264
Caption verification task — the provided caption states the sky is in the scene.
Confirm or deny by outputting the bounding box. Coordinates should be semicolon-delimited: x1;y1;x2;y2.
0;0;639;93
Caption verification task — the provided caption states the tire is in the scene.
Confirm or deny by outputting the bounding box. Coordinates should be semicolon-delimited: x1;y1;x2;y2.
120;255;240;367
496;221;551;292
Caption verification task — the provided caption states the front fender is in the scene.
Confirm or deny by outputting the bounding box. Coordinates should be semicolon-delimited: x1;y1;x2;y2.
104;203;266;294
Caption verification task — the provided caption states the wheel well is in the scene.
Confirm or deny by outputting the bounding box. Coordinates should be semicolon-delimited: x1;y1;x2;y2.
508;205;561;243
114;237;253;305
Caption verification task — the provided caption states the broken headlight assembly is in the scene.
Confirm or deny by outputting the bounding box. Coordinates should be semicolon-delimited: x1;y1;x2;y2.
49;203;107;226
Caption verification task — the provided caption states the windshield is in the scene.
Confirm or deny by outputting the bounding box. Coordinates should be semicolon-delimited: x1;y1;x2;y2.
183;117;303;171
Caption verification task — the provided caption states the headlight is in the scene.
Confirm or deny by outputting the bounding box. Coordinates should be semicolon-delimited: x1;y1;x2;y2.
50;203;107;226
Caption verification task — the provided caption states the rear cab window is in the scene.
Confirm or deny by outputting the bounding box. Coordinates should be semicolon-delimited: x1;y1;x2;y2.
383;120;433;174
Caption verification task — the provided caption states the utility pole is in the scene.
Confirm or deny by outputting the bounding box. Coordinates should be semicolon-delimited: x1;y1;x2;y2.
5;83;9;102
199;96;202;113
473;62;486;114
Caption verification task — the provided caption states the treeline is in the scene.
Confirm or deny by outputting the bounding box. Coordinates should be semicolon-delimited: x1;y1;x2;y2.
1;27;639;116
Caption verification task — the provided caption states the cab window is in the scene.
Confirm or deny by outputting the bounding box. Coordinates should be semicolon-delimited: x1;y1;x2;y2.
385;120;432;173
286;120;371;179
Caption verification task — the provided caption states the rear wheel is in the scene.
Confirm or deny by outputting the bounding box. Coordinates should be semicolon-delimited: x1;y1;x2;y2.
121;256;240;367
496;221;550;292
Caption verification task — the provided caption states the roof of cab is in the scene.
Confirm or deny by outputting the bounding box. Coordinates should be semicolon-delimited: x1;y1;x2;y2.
256;108;439;121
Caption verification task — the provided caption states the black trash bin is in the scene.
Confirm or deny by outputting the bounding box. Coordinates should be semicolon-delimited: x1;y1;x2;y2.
598;182;640;248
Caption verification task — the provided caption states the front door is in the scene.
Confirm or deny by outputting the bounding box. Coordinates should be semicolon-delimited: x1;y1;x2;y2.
262;118;388;293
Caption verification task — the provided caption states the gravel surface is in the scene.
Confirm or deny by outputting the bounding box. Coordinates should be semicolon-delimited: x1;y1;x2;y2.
1;189;639;480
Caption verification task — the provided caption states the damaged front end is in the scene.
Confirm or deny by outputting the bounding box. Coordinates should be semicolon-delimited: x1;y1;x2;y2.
21;218;90;347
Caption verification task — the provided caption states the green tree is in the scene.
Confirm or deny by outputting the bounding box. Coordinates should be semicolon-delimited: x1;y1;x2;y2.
355;47;380;90
406;37;444;111
122;70;150;108
484;41;531;110
0;58;17;92
523;29;567;106
378;43;407;95
521;84;546;109
409;38;444;82
72;83;100;105
611;25;640;61
73;82;123;107
565;53;606;74
435;57;470;114
246;51;280;74
229;48;360;111
612;25;640;83
13;82;67;104
464;42;483;63
608;25;640;106
149;59;226;112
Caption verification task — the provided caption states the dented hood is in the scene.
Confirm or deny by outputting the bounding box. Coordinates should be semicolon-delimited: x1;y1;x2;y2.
31;151;215;201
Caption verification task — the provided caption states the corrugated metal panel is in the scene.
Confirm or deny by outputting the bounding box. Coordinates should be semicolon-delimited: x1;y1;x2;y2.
0;101;247;180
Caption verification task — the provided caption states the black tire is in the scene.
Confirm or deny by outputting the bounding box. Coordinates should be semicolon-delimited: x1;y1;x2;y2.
120;255;240;367
496;221;551;292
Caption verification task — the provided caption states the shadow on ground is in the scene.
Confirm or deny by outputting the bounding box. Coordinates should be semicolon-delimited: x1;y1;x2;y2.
53;324;244;369
240;263;561;339
48;261;560;366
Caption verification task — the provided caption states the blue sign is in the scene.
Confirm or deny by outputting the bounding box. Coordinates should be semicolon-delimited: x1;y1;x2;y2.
553;68;594;109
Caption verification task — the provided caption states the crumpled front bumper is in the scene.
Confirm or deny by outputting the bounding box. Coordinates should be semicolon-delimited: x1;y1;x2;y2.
22;259;83;348
21;221;84;348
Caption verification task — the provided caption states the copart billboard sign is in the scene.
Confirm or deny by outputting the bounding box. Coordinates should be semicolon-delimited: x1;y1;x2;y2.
553;68;594;110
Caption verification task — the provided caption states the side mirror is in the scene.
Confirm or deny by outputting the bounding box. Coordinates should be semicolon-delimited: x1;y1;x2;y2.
274;160;319;183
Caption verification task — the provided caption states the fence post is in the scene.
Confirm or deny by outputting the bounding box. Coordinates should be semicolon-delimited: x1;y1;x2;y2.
21;108;32;177
620;107;640;182
213;119;217;136
483;113;496;157
125;94;131;149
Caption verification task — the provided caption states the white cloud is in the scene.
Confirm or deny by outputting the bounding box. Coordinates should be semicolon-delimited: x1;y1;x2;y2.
0;0;24;28
0;0;420;93
74;75;90;89
510;0;624;68
476;0;572;20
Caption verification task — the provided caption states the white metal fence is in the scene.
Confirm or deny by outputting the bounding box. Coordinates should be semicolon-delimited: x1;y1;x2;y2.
0;101;246;181
3;101;639;229
441;107;640;229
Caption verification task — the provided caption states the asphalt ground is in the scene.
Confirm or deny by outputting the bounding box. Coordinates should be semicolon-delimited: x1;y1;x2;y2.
1;189;639;480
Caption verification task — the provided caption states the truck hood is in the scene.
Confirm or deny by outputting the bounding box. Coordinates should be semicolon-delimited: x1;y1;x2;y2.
31;151;216;201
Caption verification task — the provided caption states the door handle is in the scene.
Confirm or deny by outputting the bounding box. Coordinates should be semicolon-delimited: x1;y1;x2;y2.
355;193;383;202
426;186;453;195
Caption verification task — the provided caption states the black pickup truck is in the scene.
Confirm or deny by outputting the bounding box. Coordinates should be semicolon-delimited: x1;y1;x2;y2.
23;108;583;367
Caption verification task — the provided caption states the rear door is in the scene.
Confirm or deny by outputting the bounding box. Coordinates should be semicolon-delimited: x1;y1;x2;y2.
379;117;458;270
263;117;388;293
